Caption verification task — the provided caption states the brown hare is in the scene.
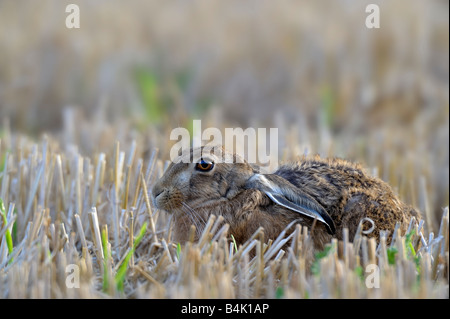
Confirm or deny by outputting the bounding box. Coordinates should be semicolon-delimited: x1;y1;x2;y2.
151;146;420;250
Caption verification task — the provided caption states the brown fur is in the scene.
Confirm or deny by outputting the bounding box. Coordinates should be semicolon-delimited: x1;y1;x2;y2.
152;147;420;250
275;156;420;244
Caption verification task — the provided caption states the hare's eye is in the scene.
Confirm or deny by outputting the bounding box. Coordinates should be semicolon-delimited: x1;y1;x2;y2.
195;159;214;172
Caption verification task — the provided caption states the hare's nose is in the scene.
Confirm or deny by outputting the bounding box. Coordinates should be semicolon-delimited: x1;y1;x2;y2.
152;186;164;200
151;186;164;208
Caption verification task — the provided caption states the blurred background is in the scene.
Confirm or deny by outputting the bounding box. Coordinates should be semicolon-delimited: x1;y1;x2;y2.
0;0;448;228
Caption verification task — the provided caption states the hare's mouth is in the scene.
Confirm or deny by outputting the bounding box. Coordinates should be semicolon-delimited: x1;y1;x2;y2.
153;188;184;212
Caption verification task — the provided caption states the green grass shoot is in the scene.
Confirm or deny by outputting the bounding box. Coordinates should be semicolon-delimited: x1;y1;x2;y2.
115;222;148;292
275;286;284;299
230;234;238;253
311;244;333;275
387;247;398;265
176;242;181;259
0;198;14;262
101;228;109;293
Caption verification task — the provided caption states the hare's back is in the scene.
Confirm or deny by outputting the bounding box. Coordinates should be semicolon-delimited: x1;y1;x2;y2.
274;157;417;241
274;157;379;204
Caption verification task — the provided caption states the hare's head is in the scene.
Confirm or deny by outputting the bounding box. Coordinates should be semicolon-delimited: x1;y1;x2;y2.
152;146;335;235
151;146;258;212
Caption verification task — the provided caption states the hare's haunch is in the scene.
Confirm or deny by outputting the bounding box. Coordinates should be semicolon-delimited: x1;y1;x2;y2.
151;146;420;249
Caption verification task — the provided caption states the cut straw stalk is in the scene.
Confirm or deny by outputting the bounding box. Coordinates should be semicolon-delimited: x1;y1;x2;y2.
419;177;433;234
432;208;448;278
197;215;216;249
0;151;9;203
342;228;349;267
134;149;158;211
88;207;104;266
232;227;264;261
92;153;105;207
74;214;88;250
22;159;44;231
121;141;136;211
114;141;120;194
140;172;158;245
38;138;48;210
131;160;142;210
122;164;132;210
129;210;134;266
55;155;67;212
111;185;120;259
44;155;55;210
27;209;45;247
50;222;69;255
134;265;161;287
75;155;82;225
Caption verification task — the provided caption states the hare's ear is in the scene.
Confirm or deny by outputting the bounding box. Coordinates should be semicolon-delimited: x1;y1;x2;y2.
245;174;336;235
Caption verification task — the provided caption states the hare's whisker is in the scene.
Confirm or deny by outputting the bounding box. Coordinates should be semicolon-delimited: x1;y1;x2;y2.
183;202;207;225
185;206;205;237
180;206;199;232
181;203;203;237
176;209;192;238
182;202;206;237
